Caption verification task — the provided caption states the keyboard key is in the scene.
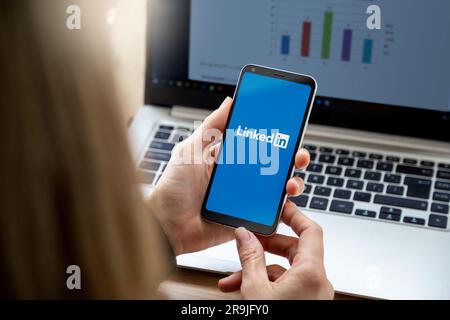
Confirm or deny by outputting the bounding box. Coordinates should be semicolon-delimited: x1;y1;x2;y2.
327;177;344;187
319;154;335;163
150;141;175;151
347;179;364;190
310;197;329;210
306;163;323;173
355;209;376;218
154;131;171;140
334;189;351;199
376;162;394;172
336;149;350;155
433;192;450;202
369;153;383;160
314;186;332;197
319;147;333;153
325;166;342;176
290;195;309;207
428;214;448;229
338;157;355;166
138;171;155;184
304;184;312;194
145;151;171;162
353;192;371;202
403;158;418;165
379;212;401;222
435;181;450;191
345;168;362;178
172;133;189;143
386;185;404;195
364;171;381;181
384;173;401;184
366;182;383;193
396;165;433;177
379;207;401;222
403;216;425;226
294;172;305;179
139;160;160;171
438;163;450;170
374;195;428;211
159;124;174;131
403;177;431;199
304;144;317;151
308;174;325;184
431;203;449;214
437;170;450;181
177;126;192;132
357;159;374;169
380;206;401;215
420;160;434;167
309;152;317;161
386;156;400;162
352;151;366;158
330;200;354;214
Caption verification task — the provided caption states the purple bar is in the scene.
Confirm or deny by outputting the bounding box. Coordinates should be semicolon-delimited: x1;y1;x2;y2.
341;29;352;61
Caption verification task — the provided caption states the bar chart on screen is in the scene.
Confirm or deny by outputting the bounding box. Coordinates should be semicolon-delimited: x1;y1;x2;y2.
269;0;394;67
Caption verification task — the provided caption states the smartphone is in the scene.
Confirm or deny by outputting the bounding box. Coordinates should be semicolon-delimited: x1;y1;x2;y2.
201;65;317;235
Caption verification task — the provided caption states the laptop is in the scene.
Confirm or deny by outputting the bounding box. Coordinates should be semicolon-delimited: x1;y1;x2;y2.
128;0;450;299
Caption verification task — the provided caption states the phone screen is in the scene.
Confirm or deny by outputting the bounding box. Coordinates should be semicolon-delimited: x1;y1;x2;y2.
203;68;315;233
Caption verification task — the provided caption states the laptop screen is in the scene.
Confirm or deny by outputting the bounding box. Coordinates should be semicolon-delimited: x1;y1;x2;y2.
188;0;450;112
146;0;450;141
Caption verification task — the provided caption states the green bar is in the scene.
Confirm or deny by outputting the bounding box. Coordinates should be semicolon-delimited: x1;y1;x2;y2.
321;11;333;59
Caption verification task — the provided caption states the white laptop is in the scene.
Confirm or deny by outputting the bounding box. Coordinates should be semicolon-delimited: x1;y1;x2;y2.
129;0;450;299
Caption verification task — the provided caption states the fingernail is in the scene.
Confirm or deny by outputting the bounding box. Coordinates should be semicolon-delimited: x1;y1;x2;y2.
235;227;251;246
221;96;232;106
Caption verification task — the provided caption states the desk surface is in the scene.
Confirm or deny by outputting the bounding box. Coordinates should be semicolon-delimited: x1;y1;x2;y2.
159;268;360;300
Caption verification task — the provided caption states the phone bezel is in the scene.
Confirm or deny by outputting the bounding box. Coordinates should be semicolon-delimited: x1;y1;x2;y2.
201;64;317;235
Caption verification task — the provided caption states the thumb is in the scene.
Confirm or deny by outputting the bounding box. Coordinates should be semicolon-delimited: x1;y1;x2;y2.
235;227;270;295
192;97;233;149
202;96;233;133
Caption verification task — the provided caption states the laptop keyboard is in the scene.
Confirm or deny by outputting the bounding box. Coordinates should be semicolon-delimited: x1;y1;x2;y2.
137;122;450;231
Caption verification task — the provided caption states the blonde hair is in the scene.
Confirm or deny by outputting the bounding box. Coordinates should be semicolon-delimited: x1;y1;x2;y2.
0;0;170;298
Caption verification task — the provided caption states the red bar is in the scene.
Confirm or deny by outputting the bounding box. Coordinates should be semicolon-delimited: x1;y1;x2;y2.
301;21;312;57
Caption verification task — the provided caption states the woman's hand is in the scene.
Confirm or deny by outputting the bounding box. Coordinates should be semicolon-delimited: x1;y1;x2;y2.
218;202;334;300
148;97;310;255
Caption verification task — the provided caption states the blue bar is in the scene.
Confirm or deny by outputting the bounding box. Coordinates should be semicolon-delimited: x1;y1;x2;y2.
281;35;290;55
362;39;373;64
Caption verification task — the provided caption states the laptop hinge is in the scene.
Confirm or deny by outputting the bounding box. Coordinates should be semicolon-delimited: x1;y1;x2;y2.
170;105;212;121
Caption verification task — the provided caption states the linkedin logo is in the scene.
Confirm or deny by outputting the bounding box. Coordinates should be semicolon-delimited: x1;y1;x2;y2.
236;125;290;149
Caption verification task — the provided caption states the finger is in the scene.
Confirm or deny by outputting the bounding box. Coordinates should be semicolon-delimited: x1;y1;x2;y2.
218;264;287;292
192;97;233;149
235;227;270;291
267;264;287;282
286;176;305;196
281;201;324;263
256;233;298;265
202;96;233;133
218;271;242;293
295;148;310;170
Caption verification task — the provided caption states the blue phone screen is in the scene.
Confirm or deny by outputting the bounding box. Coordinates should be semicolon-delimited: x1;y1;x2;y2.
206;72;312;226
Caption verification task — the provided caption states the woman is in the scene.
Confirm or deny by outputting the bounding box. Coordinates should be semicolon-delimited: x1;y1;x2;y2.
0;0;333;299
